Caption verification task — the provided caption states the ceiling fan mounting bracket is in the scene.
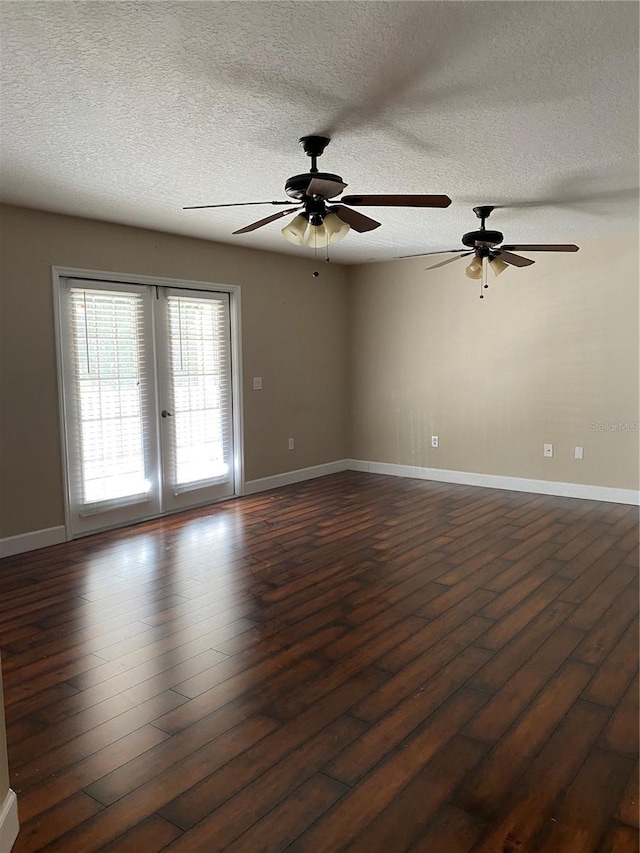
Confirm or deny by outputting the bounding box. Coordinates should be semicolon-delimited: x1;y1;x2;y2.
473;205;495;221
299;136;330;158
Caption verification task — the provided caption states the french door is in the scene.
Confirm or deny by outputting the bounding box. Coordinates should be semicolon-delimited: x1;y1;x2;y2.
58;278;235;536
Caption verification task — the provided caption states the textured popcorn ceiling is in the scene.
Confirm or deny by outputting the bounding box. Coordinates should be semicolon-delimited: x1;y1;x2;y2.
1;1;638;264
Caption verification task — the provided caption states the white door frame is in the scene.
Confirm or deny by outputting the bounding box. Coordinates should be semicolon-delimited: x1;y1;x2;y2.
52;266;245;540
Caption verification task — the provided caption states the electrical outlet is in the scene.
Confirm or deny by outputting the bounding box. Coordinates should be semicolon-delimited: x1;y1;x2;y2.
288;438;295;450
574;446;584;459
431;436;439;448
544;443;553;457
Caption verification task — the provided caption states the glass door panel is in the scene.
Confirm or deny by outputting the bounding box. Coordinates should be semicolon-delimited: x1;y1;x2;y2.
59;280;235;537
156;289;234;512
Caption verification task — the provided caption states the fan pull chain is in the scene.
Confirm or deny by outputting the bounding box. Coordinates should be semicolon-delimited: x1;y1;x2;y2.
479;256;489;298
312;228;320;278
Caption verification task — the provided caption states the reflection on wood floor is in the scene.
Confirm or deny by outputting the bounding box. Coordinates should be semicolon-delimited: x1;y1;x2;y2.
0;471;638;852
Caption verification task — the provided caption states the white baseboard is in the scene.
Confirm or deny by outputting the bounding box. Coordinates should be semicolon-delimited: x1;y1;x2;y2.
346;459;640;505
0;790;18;853
243;460;349;495
1;463;635;560
0;526;66;559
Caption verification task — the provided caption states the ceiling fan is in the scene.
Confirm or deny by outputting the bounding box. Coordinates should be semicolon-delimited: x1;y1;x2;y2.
414;206;579;296
183;135;452;248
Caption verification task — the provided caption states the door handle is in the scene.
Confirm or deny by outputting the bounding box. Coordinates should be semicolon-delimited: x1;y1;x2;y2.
161;410;172;418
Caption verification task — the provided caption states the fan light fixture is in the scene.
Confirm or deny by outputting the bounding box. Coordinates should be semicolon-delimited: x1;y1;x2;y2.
281;214;308;245
281;211;350;246
323;212;350;243
465;257;483;280
489;257;509;277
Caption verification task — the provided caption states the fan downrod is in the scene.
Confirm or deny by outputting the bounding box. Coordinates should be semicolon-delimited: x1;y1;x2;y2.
463;205;502;248
285;135;342;200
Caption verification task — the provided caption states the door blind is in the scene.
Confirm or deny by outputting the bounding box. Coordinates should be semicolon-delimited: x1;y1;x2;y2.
68;287;152;508
164;293;232;493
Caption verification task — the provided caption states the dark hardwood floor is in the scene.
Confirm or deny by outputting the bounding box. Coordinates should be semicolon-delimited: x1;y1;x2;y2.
0;471;638;852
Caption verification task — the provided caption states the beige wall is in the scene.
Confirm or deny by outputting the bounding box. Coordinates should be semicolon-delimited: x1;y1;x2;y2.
347;233;639;490
1;203;637;541
0;205;349;538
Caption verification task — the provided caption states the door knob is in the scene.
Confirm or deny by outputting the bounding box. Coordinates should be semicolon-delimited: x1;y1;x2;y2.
161;410;172;418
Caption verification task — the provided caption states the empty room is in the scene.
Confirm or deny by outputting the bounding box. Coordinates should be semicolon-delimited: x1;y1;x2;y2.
0;2;638;851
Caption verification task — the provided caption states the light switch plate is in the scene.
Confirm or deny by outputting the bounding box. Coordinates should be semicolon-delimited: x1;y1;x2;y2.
253;377;262;390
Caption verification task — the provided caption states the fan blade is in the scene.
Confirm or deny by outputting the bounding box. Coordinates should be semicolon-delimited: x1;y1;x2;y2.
425;252;473;271
341;194;452;208
183;200;292;210
495;250;535;268
500;244;580;252
397;249;465;259
332;205;381;233
306;178;348;200
232;207;301;235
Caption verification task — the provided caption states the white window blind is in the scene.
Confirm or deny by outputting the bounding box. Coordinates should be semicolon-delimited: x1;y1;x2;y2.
68;287;152;507
165;293;232;493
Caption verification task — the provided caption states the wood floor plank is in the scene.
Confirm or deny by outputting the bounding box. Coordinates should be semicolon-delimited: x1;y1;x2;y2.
43;715;278;852
326;651;491;783
467;600;576;694
456;660;596;817
378;588;495;672
582;616;639;708
156;671;383;831
537;748;634;853
223;773;347;853
573;590;639;666
11;689;188;793
351;615;493;722
594;822;639;853
97;815;183;852
346;736;487;853
11;792;104;852
290;687;487;853
159;718;359;848
474;575;572;651
614;762;640;829
0;471;634;853
15;724;169;822
464;624;585;743
600;674;640;758
407;805;486;852
471;699;610;851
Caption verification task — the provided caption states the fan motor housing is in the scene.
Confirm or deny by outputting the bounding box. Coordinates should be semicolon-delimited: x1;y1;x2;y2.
285;172;344;200
462;229;503;248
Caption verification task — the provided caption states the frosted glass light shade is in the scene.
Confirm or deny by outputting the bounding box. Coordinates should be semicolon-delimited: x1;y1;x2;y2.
281;214;308;244
465;258;483;280
489;257;509;276
304;223;328;246
323;213;350;243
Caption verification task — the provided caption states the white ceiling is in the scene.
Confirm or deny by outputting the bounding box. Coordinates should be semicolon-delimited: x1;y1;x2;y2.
1;1;638;264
